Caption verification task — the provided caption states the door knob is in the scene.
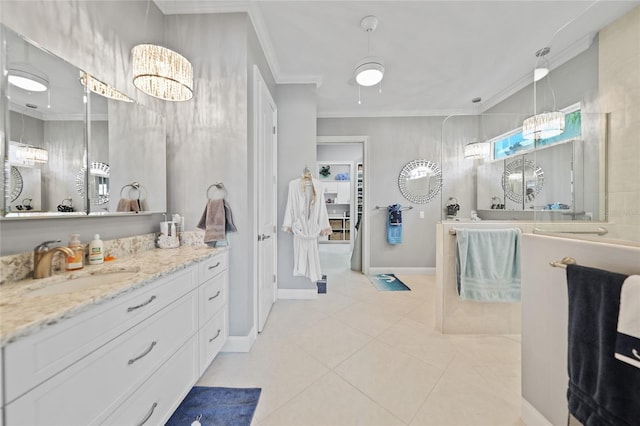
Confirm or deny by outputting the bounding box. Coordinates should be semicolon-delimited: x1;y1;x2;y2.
258;234;271;241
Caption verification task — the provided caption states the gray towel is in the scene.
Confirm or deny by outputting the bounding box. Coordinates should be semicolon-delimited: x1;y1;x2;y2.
223;200;237;233
116;198;130;212
197;199;225;243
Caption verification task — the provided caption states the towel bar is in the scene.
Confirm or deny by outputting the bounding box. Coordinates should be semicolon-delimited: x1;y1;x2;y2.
533;226;608;236
449;227;522;235
549;257;577;269
375;205;413;211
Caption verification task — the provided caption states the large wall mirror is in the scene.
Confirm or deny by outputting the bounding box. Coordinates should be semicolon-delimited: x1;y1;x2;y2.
1;23;167;217
398;159;443;204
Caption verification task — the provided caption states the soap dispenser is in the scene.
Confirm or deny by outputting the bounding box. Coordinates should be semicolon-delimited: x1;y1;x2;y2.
66;234;84;271
88;234;104;265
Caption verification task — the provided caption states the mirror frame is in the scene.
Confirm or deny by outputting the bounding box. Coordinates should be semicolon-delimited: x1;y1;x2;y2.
398;159;443;204
501;158;545;203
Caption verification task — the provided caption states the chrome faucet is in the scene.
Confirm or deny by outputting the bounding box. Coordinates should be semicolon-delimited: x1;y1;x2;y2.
33;240;75;279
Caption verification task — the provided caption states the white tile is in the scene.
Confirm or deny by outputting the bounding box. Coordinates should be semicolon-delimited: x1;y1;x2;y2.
259;372;403;426
200;248;523;426
294;317;373;368
334;340;444;423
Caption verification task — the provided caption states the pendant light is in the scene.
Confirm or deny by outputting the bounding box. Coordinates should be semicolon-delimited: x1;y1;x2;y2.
354;16;384;89
132;44;193;101
464;97;490;159
523;47;564;140
80;72;134;102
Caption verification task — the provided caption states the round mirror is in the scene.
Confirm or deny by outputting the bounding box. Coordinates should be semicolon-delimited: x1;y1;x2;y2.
398;159;442;204
9;166;24;202
76;162;110;205
502;158;544;203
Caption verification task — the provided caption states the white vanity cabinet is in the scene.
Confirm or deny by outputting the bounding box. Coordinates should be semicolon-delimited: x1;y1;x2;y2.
2;249;229;426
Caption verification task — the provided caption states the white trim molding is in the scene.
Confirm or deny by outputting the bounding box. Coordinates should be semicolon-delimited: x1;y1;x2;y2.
521;398;552;426
368;267;436;275
277;288;318;300
222;328;257;353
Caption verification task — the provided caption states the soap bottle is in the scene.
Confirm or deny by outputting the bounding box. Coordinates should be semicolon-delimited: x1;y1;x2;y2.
88;234;104;265
66;234;84;271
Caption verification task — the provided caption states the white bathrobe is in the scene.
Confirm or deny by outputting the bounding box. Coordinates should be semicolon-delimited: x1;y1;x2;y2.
282;177;331;282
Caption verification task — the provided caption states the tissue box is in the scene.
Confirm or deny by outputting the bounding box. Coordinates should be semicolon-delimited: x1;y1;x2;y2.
316;275;327;294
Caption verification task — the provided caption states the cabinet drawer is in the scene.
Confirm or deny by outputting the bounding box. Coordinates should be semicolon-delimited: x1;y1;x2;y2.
198;251;228;283
4;267;197;403
102;337;198;426
199;272;227;325
199;308;227;374
5;290;198;426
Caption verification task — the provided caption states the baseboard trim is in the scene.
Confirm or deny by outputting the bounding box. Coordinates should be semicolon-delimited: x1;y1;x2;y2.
222;329;257;353
277;288;318;299
368;267;436;275
521;397;552;426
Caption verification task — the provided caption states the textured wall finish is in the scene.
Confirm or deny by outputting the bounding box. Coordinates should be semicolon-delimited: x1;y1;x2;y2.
0;1;165;255
318;116;445;268
599;5;640;242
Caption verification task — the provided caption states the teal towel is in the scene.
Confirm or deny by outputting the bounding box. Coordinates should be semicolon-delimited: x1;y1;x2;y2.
455;228;521;302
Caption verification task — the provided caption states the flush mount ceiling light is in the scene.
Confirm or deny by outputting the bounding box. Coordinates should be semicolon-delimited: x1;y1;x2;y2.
354;16;384;87
132;44;193;101
8;64;49;92
80;71;134;102
522;111;565;140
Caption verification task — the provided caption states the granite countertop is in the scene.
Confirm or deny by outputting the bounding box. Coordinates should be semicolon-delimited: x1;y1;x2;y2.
0;245;227;346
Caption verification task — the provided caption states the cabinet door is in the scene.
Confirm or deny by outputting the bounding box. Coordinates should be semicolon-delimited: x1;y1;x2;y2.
336;181;350;203
5;290;198;426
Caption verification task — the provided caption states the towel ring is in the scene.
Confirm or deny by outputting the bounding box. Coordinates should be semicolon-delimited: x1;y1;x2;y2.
120;182;147;199
207;182;227;200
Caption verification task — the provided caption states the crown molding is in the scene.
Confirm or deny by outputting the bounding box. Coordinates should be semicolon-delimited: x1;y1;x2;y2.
317;107;472;119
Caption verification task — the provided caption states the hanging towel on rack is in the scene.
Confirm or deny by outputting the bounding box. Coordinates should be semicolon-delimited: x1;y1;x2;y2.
566;265;640;426
455;228;521;302
387;204;402;244
615;275;640;369
197;199;226;243
223;200;238;233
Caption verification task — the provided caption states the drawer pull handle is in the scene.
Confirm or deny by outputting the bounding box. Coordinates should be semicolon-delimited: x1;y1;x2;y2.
136;402;158;426
127;295;157;312
128;341;157;365
208;262;221;270
208;290;221;301
209;329;221;342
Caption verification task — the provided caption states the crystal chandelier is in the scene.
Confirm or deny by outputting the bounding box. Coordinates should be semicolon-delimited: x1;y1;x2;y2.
522;111;565;140
463;141;490;159
80;72;134;102
132;44;193;101
523;47;564;140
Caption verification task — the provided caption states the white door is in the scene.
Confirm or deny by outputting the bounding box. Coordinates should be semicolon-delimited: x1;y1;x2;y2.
255;67;277;332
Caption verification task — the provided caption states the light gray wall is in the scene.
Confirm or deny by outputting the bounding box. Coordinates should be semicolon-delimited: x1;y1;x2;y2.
276;84;318;290
164;13;255;336
317;143;363;164
0;1;165;254
318;116;446;268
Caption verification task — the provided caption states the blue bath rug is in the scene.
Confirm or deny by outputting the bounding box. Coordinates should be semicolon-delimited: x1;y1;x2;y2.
165;386;261;426
368;274;411;291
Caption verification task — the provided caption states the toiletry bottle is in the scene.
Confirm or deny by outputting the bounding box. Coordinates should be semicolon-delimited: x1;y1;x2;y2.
66;233;84;271
88;234;104;265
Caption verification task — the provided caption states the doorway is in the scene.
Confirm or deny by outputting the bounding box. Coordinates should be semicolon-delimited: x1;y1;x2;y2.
316;136;369;276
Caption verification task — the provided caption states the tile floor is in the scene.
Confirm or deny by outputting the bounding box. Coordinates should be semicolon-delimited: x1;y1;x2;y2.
197;244;524;425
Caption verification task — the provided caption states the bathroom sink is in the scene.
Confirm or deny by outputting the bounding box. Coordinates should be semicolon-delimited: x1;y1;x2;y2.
26;268;141;298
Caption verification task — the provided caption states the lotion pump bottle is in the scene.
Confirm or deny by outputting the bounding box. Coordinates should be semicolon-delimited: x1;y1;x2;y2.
66;234;84;271
89;234;104;265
